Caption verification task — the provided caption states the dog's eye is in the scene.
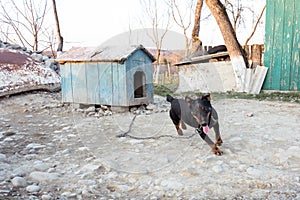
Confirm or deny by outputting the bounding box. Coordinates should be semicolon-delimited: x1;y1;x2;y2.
200;106;205;110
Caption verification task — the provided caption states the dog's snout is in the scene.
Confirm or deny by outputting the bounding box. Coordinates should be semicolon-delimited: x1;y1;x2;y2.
201;123;207;127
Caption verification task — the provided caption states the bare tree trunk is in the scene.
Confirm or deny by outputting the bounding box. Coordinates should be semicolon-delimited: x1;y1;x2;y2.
205;0;248;91
251;44;263;68
52;0;63;54
155;50;161;84
191;0;203;54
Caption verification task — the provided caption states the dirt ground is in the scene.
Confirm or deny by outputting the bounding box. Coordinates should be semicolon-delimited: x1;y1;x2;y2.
0;91;300;199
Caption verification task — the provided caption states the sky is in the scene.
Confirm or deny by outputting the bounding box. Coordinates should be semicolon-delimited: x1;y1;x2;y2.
0;0;266;51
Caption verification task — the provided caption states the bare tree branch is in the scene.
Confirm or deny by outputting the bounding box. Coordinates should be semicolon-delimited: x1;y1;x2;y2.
169;0;193;56
245;5;266;46
0;0;48;51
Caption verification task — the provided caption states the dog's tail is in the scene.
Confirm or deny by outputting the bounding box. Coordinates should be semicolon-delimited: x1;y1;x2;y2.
166;94;175;103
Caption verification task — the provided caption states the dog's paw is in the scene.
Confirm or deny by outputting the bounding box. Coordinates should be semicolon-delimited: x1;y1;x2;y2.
212;145;223;156
216;138;223;146
181;121;187;130
177;129;183;136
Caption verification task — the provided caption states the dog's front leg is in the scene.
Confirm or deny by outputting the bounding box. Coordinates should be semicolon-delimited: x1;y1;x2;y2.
198;130;223;156
213;122;223;146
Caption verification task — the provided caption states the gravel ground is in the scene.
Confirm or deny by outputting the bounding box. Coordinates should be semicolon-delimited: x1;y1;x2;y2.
0;91;300;200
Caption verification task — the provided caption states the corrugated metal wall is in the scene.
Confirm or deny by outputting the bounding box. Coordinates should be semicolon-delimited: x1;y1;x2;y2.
263;0;300;91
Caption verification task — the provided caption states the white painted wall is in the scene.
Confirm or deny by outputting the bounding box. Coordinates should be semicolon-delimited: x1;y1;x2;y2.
176;61;236;93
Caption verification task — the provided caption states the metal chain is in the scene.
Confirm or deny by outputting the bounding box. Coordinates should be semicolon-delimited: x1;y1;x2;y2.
116;114;199;140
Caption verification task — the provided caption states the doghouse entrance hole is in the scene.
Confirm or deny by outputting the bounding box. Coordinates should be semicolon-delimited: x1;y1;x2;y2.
134;71;146;98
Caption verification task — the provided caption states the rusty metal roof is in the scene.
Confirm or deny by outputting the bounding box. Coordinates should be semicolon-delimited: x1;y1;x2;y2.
56;44;156;63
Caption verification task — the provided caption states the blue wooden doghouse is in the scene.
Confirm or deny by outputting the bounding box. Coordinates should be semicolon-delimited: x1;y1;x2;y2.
57;45;155;108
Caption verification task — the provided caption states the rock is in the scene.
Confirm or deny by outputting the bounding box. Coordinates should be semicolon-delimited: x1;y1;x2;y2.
85;106;95;114
115;184;135;192
8;44;22;50
246;167;263;176
31;53;43;62
160;179;183;189
77;179;97;185
229;137;242;142
25;143;46;150
26;185;41;193
3;131;16;137
42;55;50;61
29;171;60;182
33;161;52;172
11;177;27;187
212;165;223;173
41;194;54;200
61;191;77;198
130;107;137;113
87;112;96;117
146;103;156;110
44;58;55;68
246;112;254;117
81;163;103;172
0;153;6;162
12;165;32;177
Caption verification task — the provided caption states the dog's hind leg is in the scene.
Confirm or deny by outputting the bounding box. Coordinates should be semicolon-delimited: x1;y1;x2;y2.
169;110;183;135
181;120;187;130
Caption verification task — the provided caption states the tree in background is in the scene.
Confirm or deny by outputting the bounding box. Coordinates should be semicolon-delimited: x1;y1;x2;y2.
205;0;248;91
169;0;194;57
0;0;48;51
139;0;171;83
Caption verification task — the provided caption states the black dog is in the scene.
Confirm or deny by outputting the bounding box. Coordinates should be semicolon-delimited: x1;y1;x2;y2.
166;94;223;155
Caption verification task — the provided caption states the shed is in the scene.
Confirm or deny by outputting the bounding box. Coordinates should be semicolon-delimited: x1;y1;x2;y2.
263;0;300;91
56;45;155;107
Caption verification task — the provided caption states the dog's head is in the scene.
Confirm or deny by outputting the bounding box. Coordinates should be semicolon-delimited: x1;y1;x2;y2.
185;94;212;133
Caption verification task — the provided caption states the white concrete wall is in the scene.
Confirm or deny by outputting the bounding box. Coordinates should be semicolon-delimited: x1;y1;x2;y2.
176;61;237;93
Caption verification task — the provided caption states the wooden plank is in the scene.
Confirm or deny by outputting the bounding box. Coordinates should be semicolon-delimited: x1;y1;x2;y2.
71;63;87;103
272;0;285;90
290;0;300;90
112;63;127;106
250;66;268;94
280;0;294;90
174;52;229;66
244;68;253;93
112;63;120;106
86;63;100;104
263;0;276;90
98;63;112;105
190;52;229;61
60;63;73;102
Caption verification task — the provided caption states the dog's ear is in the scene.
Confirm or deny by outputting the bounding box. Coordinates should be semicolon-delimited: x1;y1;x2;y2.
201;93;211;102
185;96;194;106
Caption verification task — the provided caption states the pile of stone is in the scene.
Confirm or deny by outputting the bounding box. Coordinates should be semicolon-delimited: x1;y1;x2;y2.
0;41;61;97
0;41;59;74
73;96;170;117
